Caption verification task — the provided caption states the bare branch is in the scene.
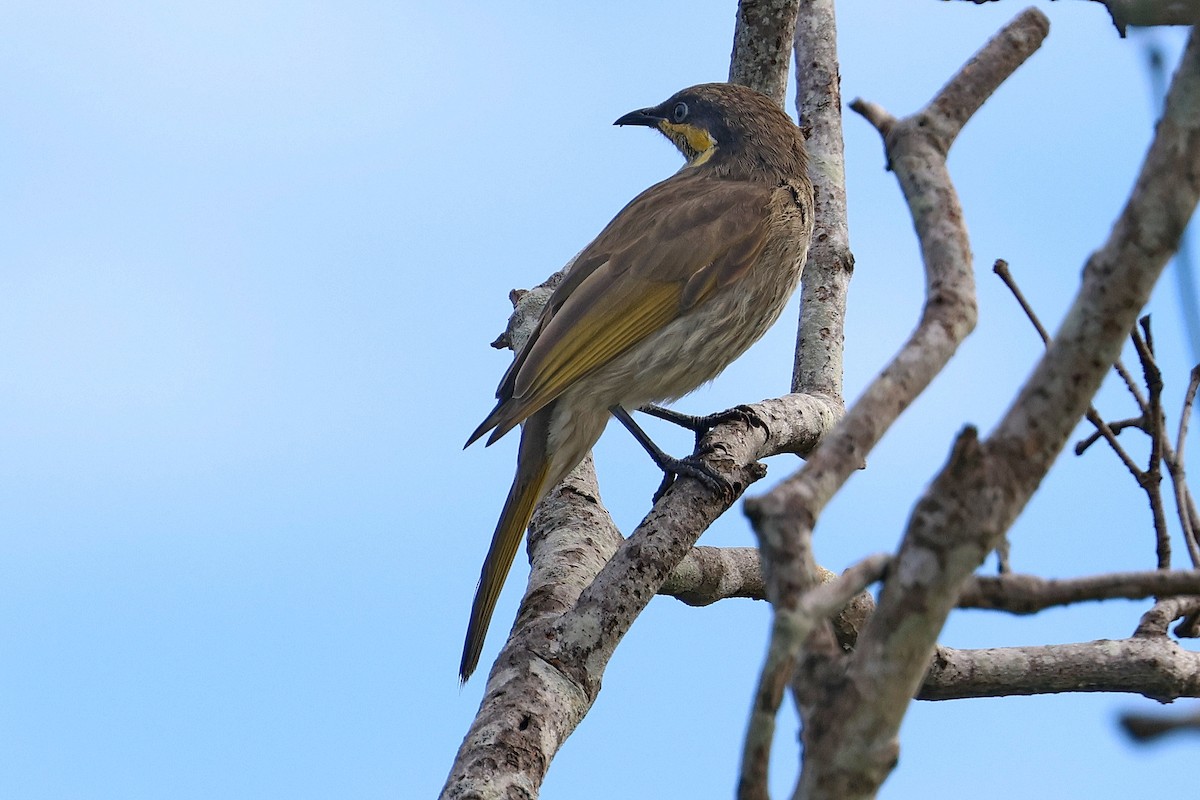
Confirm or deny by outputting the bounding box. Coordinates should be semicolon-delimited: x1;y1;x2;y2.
1074;416;1145;456
441;449;620;799
729;0;801;106
850;99;894;137
792;0;852;402
1114;356;1152;415
797;12;1200;797
920;638;1200;702
738;554;889;800
1120;708;1200;742
663;548;1200;612
1180;365;1200;456
660;545;767;606
995;259;1150;473
960;569;1200;611
1169;366;1200;565
774;12;1051;798
946;0;1200;37
1134;596;1200;637
993;258;1051;343
1130;320;1173;567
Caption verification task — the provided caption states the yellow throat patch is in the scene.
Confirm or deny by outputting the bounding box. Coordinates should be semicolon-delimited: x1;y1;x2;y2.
658;121;717;165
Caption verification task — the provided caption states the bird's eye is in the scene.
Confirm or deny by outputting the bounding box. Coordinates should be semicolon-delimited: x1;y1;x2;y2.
672;102;688;123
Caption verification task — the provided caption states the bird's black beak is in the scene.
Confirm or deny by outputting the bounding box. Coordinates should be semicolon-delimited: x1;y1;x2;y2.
614;107;665;127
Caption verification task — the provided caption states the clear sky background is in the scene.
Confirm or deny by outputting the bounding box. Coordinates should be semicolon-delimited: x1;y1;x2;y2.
1;2;1197;798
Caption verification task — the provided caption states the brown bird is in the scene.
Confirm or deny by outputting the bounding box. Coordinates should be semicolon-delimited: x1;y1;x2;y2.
461;82;814;682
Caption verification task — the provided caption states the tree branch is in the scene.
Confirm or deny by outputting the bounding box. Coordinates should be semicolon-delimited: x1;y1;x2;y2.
661;546;1200;614
945;0;1200;37
960;569;1200;612
791;0;852;402
660;545;768;606
796;16;1200;799
1167;366;1200;566
734;11;1053;799
921;638;1200;702
738;554;889;800
1134;595;1200;636
1121;707;1200;741
729;0;801;107
733;7;857;794
985;18;1200;522
1087;0;1200;35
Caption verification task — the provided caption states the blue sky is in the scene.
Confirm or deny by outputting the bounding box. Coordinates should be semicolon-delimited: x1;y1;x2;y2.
1;3;1197;798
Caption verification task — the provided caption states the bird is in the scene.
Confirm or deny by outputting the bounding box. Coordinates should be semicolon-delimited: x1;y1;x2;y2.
460;82;814;682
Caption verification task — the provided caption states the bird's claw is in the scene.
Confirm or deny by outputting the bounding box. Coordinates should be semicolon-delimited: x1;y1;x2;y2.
651;453;734;504
641;403;768;447
694;404;769;443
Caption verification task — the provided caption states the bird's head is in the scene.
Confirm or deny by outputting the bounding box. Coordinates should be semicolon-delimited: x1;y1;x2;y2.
614;82;806;178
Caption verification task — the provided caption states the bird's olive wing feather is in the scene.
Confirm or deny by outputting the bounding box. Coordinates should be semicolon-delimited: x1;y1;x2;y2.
475;176;775;444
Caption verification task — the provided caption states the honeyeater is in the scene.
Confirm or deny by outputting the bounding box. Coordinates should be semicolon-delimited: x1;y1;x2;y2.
460;82;814;682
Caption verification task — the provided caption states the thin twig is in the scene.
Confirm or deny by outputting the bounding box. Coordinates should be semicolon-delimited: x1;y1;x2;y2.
1132;319;1172;568
1115;357;1151;414
1171;366;1200;565
1179;366;1200;461
1121;709;1200;742
1134;596;1200;637
993;259;1051;343
1074;416;1147;454
960;568;1200;612
993;260;1145;471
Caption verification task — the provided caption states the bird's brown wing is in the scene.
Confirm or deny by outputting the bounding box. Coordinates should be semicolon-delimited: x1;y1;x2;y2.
470;175;775;445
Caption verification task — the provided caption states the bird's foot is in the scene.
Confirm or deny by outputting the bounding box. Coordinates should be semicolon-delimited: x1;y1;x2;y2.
651;451;733;504
640;403;768;448
610;405;737;504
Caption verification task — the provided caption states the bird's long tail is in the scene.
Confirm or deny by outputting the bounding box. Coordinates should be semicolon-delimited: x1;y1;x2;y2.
459;410;553;683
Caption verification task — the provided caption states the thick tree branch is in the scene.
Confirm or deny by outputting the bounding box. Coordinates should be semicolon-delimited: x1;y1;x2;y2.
791;0;852;402
660;545;767;605
442;451;620;800
739;555;889;800
729;0;801;107
443;273;624;797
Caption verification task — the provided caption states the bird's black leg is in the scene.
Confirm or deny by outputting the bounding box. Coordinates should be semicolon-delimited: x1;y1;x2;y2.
638;403;769;448
610;406;732;503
